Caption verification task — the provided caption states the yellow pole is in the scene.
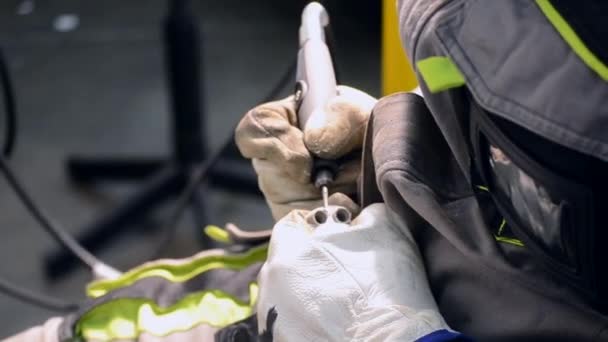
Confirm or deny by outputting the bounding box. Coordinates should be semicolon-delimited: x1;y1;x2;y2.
382;0;417;95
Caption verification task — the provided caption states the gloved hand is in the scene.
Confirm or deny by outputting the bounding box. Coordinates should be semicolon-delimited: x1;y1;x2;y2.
256;203;455;341
235;86;376;220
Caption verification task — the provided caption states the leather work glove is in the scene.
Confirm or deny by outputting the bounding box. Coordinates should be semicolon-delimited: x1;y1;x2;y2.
256;203;458;341
235;86;376;220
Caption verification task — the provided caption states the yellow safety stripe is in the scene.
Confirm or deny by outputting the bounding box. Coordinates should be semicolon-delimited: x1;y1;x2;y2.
204;225;233;244
476;185;489;192
494;236;525;247
536;0;608;81
494;219;524;247
473;185;523;246
77;283;259;340
497;219;507;236
87;244;268;298
416;56;466;93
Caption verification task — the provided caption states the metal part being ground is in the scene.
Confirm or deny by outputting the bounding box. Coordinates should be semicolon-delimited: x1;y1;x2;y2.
308;205;352;226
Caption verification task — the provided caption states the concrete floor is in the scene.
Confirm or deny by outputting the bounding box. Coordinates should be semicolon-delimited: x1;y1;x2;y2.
0;0;379;336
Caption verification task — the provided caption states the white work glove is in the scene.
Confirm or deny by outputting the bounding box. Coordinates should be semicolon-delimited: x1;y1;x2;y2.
256;203;453;341
235;86;376;220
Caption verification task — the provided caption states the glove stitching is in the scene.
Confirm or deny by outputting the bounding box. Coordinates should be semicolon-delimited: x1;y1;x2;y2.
386;305;443;330
251;107;311;162
310;240;372;341
313;240;369;304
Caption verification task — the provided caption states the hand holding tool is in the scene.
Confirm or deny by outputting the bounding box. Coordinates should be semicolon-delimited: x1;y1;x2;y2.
235;3;375;220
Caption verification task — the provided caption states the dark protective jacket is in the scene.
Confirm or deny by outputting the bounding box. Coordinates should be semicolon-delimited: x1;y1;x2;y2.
361;92;607;341
356;0;608;340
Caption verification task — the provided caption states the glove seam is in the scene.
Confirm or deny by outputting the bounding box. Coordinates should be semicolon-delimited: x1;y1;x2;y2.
313;240;369;306
386;305;446;332
346;305;447;341
250;107;311;175
312;240;371;341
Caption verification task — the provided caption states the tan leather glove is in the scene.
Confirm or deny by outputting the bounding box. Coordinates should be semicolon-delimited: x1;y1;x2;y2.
235;86;376;220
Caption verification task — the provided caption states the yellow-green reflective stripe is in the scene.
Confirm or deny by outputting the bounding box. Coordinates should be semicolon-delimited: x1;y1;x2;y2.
497;219;507;236
416;56;466;93
476;185;489;192
536;0;608;81
87;244;268;298
204;225;232;244
495;235;525;247
77;283;259;340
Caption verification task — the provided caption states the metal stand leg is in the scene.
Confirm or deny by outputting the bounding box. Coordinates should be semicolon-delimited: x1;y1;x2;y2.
45;0;261;280
67;157;164;183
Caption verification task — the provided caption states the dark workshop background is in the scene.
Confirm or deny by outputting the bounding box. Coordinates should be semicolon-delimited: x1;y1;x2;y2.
0;0;379;335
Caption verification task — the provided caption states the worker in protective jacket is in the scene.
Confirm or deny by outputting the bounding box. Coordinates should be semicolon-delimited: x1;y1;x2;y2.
7;0;608;340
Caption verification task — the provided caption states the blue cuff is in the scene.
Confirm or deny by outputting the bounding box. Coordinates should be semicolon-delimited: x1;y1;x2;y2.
416;329;473;342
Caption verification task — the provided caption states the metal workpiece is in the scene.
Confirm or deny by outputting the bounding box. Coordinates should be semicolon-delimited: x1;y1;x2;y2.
308;205;352;226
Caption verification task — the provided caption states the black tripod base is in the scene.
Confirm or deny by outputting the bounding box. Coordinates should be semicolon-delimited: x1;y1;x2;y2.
67;157;164;183
45;156;261;280
65;155;260;194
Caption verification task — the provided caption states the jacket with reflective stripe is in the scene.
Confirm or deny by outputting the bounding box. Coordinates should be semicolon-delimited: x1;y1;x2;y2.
362;0;608;340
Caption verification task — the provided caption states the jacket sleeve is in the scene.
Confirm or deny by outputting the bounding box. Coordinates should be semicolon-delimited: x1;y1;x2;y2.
3;317;220;342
